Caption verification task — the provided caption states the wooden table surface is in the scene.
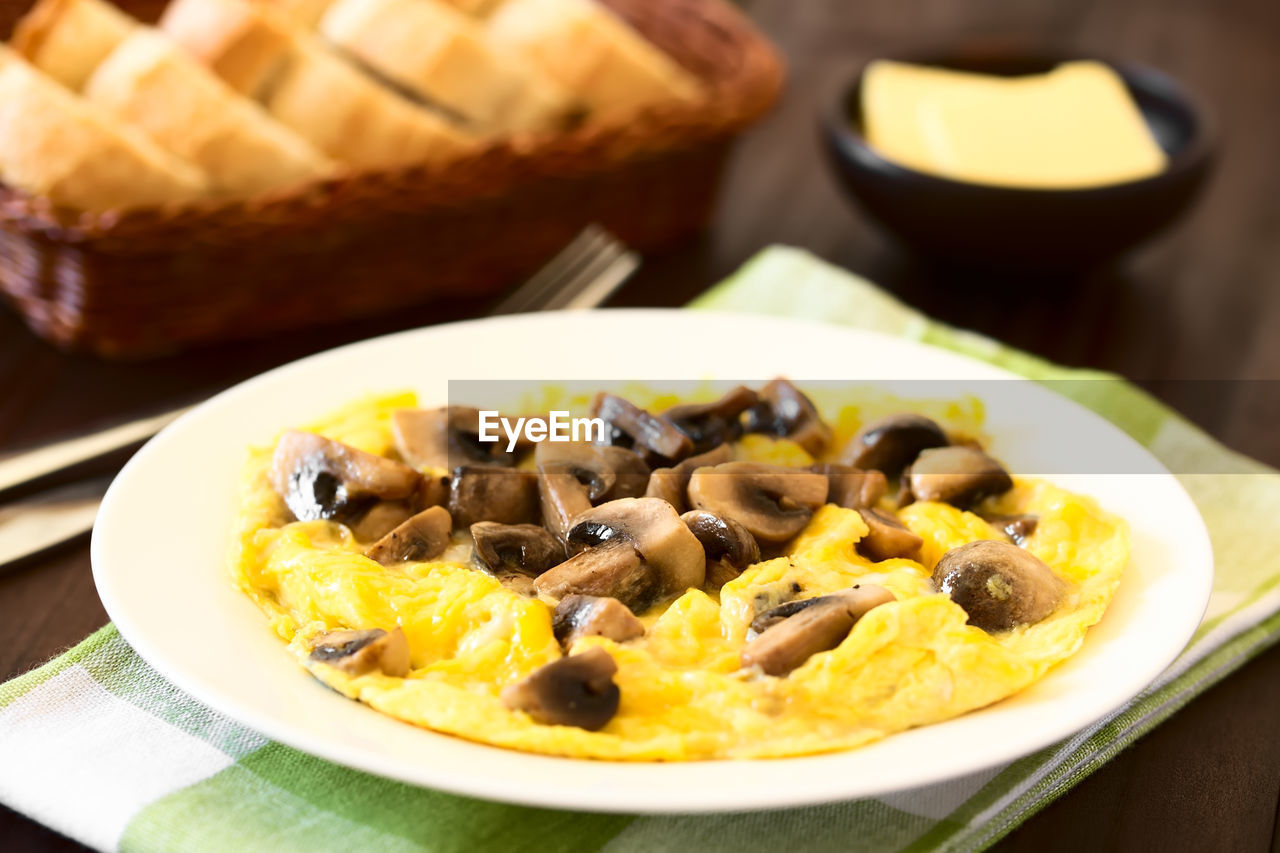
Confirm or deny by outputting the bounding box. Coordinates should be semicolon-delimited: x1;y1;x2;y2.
3;0;1279;849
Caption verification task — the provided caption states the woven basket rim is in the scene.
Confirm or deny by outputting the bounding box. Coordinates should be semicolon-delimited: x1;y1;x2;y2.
0;0;784;241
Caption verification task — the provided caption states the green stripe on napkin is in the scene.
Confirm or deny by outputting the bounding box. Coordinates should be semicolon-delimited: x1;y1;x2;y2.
3;246;1278;853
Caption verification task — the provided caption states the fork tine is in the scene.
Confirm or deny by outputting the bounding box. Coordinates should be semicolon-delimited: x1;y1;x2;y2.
503;227;605;311
485;241;577;315
542;241;637;311
541;245;619;310
487;225;612;316
556;248;640;311
526;227;613;309
532;228;613;310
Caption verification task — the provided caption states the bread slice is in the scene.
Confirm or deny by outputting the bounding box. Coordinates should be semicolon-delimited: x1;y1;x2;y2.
84;29;335;196
264;0;501;20
0;48;208;211
158;0;295;96
268;32;475;167
257;0;336;27
160;0;474;168
487;0;702;118
10;0;135;90
318;0;575;134
415;0;506;15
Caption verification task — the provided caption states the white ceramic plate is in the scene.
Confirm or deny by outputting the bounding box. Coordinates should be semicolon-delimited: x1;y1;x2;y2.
92;310;1213;813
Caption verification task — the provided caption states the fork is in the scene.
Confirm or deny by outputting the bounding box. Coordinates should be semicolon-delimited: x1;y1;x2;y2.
0;225;639;568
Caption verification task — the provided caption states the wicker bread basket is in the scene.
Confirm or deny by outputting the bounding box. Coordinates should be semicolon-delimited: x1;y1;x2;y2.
0;0;783;357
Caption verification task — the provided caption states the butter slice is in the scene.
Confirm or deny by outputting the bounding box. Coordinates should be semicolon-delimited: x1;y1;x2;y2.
862;60;1167;189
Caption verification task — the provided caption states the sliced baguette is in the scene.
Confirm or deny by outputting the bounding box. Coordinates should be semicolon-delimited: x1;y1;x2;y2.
439;0;505;13
10;0;135;90
264;0;501;20
158;0;295;96
256;0;336;27
487;0;702;117
84;29;335;196
160;0;473;169
318;0;575;134
446;0;506;15
268;32;475;167
397;0;505;16
0;48;208;211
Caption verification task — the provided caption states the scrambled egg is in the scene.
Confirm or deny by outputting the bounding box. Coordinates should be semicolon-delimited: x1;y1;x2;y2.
230;393;1128;760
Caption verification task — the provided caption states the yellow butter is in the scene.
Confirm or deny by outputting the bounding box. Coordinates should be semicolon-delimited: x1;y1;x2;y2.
862;60;1167;189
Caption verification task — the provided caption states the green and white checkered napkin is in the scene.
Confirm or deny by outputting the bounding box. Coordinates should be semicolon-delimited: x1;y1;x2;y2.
4;247;1280;853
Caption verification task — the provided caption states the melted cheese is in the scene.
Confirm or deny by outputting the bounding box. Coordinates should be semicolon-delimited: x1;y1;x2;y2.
862;60;1167;189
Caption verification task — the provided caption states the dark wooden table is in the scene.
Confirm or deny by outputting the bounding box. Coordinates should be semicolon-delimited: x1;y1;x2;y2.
3;0;1279;850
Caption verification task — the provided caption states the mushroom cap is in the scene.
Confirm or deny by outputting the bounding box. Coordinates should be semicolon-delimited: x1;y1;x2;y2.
663;385;758;454
392;407;516;470
448;466;541;527
533;539;655;608
349;501;415;542
536;441;616;501
749;584;896;636
309;627;410;677
680;510;761;569
686;461;828;543
566;497;707;595
906;446;1013;508
591;393;693;464
598;446;651;500
536;441;598;543
983;513;1039;545
270;430;422;522
845;413;949;476
741;585;895;676
500;647;620;730
644;443;733;512
855;507;924;562
933;539;1063;631
812;463;888;509
742;379;832;456
552;594;645;647
392;408;452;470
416;472;451;511
471;522;564;577
538;472;592;544
364;506;452;566
705;559;743;590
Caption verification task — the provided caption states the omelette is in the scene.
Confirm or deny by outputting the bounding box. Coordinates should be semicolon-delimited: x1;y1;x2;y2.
229;382;1128;761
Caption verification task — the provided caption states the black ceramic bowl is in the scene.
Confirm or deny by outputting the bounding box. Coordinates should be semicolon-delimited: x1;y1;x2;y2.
821;48;1215;272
